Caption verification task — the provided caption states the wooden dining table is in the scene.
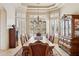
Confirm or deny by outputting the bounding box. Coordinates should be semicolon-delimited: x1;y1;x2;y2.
23;36;55;47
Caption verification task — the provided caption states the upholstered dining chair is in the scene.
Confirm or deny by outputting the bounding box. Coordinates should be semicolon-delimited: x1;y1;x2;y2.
28;42;50;56
20;34;29;56
49;35;54;43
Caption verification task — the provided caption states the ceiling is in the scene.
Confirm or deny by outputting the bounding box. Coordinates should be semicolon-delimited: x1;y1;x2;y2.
22;3;56;8
21;3;64;13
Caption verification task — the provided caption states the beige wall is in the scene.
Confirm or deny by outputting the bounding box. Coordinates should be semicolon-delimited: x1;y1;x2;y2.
60;3;79;17
0;7;8;49
0;3;27;50
16;6;27;35
27;11;50;36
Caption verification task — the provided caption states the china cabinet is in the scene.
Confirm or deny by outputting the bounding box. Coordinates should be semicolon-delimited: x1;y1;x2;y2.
59;14;79;56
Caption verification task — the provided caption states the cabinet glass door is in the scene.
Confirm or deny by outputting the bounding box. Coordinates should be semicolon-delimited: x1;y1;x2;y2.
64;16;72;38
74;19;79;37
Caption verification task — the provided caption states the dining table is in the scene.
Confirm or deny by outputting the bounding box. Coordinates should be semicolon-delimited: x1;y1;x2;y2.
23;36;55;47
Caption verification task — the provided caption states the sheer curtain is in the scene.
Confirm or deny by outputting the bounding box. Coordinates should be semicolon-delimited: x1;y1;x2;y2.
50;12;59;37
49;11;60;43
15;8;26;44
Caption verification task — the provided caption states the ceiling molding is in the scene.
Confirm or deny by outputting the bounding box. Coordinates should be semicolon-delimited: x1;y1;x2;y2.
22;3;55;8
27;3;56;8
27;12;49;15
27;3;63;10
23;3;64;14
21;3;63;15
22;3;63;9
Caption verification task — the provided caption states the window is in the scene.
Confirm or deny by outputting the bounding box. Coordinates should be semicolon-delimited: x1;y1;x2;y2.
15;9;26;38
29;15;46;36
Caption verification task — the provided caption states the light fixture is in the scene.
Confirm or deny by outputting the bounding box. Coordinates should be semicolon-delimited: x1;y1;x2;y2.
36;3;42;24
31;3;42;24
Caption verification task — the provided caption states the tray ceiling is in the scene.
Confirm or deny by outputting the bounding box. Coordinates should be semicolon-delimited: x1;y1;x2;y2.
22;3;56;8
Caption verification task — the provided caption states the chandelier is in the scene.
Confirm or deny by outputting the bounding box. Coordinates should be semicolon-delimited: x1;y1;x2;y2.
31;4;42;24
36;4;42;24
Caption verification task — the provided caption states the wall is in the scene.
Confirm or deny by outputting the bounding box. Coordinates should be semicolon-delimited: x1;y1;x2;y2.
27;8;51;36
16;6;27;39
0;7;7;49
27;13;50;36
0;3;21;28
0;7;1;48
0;3;27;50
60;3;79;17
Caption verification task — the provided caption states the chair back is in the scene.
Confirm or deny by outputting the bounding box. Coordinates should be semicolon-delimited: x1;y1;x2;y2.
20;34;26;47
29;42;49;56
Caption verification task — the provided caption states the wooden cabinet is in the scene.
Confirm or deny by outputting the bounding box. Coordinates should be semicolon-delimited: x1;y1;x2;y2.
59;14;79;56
70;15;79;56
9;25;16;48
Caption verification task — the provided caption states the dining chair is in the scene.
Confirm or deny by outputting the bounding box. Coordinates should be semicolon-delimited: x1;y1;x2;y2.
20;34;29;56
49;35;54;43
28;42;50;56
